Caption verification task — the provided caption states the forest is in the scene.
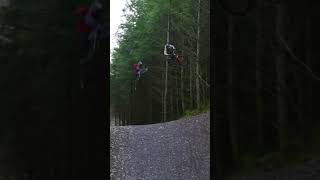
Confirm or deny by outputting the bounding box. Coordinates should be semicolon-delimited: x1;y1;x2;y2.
0;0;108;179
214;0;320;179
110;0;210;125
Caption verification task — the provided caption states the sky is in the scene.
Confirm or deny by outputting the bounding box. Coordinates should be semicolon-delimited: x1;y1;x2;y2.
110;0;128;63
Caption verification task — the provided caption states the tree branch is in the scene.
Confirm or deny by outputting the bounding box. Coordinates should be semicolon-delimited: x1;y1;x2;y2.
196;71;210;87
278;34;320;82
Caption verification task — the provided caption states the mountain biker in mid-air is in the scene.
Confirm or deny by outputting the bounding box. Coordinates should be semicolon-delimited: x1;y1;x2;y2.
75;0;103;89
75;0;103;63
133;61;148;80
164;42;184;65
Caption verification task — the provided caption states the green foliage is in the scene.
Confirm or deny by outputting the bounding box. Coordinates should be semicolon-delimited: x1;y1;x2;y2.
184;109;199;116
111;0;210;124
183;104;209;117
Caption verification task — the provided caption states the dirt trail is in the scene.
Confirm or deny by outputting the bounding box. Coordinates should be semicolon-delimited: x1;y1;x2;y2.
110;112;210;180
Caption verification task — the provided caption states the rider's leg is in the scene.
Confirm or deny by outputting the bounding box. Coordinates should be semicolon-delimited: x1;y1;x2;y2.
177;57;182;64
138;70;142;78
175;55;179;64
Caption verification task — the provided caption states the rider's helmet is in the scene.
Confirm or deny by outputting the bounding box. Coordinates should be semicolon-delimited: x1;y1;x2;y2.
138;61;142;65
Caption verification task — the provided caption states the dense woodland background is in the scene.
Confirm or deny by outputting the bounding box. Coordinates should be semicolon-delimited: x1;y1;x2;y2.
5;0;320;179
0;0;108;179
214;0;320;178
110;0;210;125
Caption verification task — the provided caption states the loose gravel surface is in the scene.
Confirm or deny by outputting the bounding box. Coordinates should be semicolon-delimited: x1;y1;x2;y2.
110;112;210;180
228;160;320;180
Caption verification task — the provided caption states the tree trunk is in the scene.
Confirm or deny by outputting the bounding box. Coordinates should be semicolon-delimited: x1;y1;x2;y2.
305;8;311;67
195;0;201;109
119;113;122;126
117;113;120;126
304;3;311;143
162;74;165;122
122;112;124;126
164;0;170;122
175;74;180;118
227;14;239;168
129;82;133;125
170;87;174;120
292;66;303;132
180;65;185;113
256;0;264;152
189;58;193;109
276;2;288;162
289;22;304;146
149;81;153;123
213;15;223;178
123;111;126;126
119;113;123;126
115;114;118;126
164;60;168;122
202;69;207;105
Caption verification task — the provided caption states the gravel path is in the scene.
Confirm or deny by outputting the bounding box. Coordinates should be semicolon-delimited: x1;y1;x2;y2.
110;112;210;180
228;160;320;180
